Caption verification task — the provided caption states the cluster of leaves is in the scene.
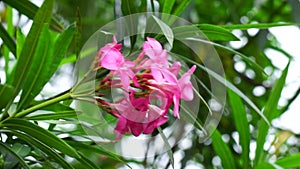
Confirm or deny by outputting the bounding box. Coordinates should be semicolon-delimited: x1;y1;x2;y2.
0;0;299;168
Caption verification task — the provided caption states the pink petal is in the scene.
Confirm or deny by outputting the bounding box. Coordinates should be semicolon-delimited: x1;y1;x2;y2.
173;95;180;118
181;83;194;101
169;61;181;77
114;117;129;139
129;122;143;136
100;49;124;70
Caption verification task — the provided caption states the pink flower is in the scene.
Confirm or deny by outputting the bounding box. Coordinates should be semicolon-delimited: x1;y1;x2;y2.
149;64;196;118
112;90;168;139
138;37;169;69
178;65;196;101
97;36;197;139
97;36;138;89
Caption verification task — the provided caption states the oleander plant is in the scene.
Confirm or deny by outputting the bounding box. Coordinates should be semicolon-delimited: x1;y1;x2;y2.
0;0;299;168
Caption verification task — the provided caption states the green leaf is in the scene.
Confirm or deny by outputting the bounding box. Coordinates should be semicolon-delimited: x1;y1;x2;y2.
10;0;54;107
2;0;63;32
275;153;300;168
181;37;267;76
59;46;97;66
121;0;138;49
211;130;236;169
157;127;174;168
222;22;299;30
254;62;290;166
17;24;75;111
0;23;16;57
52;24;75;69
228;89;251;168
173;24;239;42
76;153;101;169
172;53;269;125
67;141;124;163
16;29;26;58
11;143;31;157
5;29;26;85
198;24;240;41
17;24;54;111
26;110;78;120
152;16;174;48
7;130;75;169
254;162;277;169
0;142;30;169
161;0;175;21
1;119;80;159
172;0;192;17
0;84;15;110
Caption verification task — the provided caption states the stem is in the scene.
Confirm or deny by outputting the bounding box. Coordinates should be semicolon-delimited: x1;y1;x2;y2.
14;92;72;118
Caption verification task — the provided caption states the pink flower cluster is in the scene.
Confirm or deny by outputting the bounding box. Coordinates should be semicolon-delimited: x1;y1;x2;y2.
97;36;196;139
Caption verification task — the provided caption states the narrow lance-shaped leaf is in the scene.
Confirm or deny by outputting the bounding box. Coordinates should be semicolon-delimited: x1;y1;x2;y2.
228;89;251;168
0;142;30;169
0;84;15;110
6;29;26;85
222;22;299;30
2;0;63;32
0;23;16;57
166;0;192;25
26;110;78;121
184;37;266;76
1;119;80;159
161;0;175;21
121;0;138;50
17;24;54;111
152;16;174;48
6;130;75;169
172;53;269;125
254;62;290;166
211;130;236;169
158;127;174;168
275;152;300;168
10;0;54;107
173;24;239;42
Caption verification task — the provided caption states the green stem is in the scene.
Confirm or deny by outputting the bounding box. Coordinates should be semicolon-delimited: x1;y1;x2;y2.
14;92;72;118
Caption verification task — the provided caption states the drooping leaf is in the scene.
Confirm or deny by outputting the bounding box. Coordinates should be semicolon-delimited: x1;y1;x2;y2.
121;0;138;49
254;162;277;169
0;23;16;57
6;130;75;169
16;24;75;111
182;37;267;76
157;127;174;168
172;53;269;125
11;143;31;157
254;62;290;166
0;142;30;169
17;24;54;111
173;24;239;42
0;84;15;110
1;119;80;159
198;24;240;41
2;0;63;32
10;0;54;107
161;0;176;21
211;130;236;169
66;141;124;163
275;153;300;168
228;89;251;168
222;22;299;30
76;153;101;169
152;16;174;48
172;0;192;17
26;110;78;120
